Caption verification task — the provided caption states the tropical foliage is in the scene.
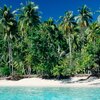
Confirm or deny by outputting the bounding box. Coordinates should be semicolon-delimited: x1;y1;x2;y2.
0;1;100;78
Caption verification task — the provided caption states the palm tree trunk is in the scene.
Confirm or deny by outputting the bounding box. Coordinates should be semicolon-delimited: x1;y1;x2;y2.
28;66;31;77
68;32;72;67
8;40;13;75
81;27;86;49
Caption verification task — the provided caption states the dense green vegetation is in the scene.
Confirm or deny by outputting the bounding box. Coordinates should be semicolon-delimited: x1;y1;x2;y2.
0;1;100;78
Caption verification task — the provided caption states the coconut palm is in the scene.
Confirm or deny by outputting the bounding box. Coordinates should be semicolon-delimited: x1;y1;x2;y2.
75;5;93;49
18;1;40;36
87;22;100;43
60;11;77;67
0;5;18;75
76;5;93;27
16;1;40;75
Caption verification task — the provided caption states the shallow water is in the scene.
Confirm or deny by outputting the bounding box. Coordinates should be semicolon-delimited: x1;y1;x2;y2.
0;87;100;100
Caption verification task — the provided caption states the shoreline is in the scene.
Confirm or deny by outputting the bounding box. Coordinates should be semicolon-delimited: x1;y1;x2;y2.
0;77;100;87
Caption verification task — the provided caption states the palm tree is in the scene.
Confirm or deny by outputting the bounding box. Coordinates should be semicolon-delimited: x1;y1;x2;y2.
60;11;76;67
86;22;100;48
84;22;100;74
18;1;40;36
76;5;93;48
76;5;93;27
17;1;40;75
0;5;18;75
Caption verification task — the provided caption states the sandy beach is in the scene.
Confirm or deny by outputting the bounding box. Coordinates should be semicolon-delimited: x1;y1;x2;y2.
0;77;100;87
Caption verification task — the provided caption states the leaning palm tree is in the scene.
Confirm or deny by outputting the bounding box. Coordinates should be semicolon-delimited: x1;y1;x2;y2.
60;11;76;67
0;5;18;75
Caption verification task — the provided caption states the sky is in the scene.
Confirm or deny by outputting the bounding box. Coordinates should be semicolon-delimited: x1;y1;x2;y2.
0;0;100;21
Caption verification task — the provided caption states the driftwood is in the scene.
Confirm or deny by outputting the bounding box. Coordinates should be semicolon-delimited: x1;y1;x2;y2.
76;75;99;83
6;75;38;80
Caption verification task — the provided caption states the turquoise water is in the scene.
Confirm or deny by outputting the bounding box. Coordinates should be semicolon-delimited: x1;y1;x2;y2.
0;87;100;100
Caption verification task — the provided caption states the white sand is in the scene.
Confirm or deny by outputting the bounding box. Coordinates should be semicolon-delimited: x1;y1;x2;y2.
0;77;100;87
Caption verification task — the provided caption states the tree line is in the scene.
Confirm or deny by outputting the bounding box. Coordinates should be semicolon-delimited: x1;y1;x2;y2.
0;1;100;78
